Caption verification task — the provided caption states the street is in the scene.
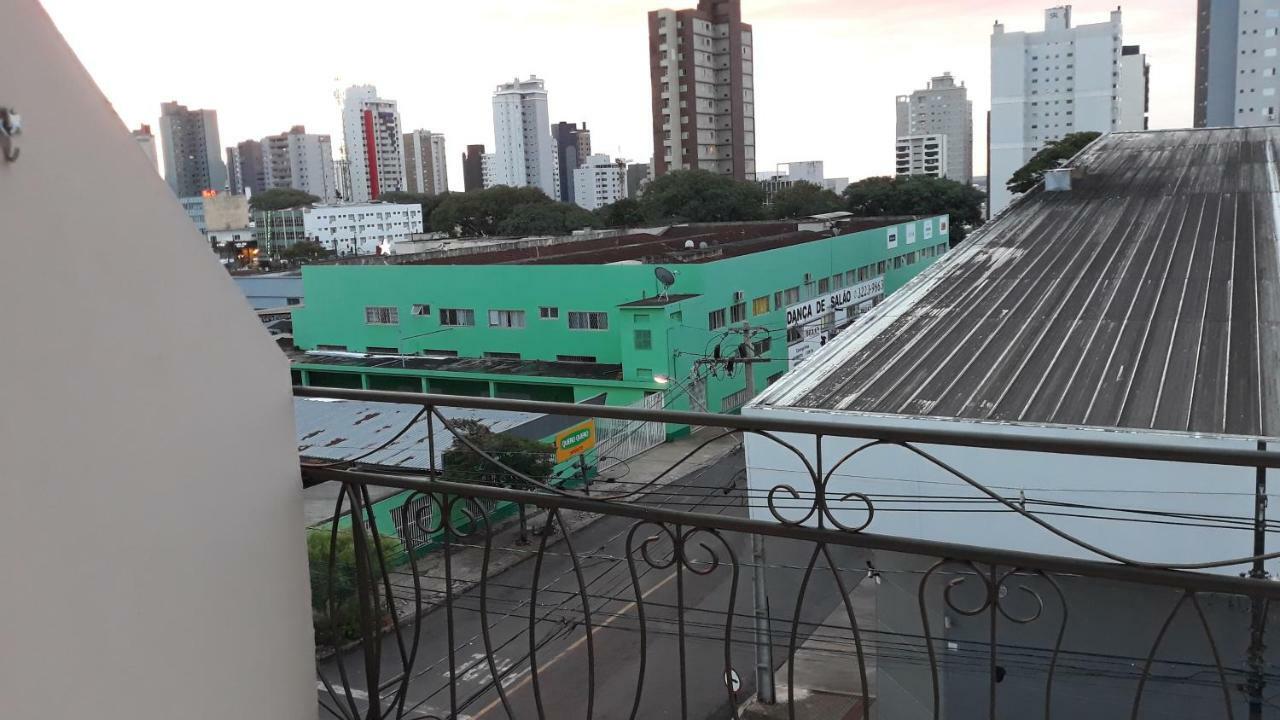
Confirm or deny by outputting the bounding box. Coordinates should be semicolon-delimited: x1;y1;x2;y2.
318;447;870;719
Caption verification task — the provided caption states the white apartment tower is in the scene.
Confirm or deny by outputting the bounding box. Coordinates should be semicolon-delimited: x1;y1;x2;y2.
895;73;973;183
1194;0;1280;128
573;154;629;211
341;85;406;203
404;130;450;196
263;126;337;201
490;77;559;198
989;6;1147;215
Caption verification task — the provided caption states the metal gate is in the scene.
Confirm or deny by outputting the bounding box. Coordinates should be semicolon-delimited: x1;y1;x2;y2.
596;393;666;473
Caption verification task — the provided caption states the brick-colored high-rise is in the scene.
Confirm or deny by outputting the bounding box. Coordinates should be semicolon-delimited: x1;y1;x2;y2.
648;0;755;181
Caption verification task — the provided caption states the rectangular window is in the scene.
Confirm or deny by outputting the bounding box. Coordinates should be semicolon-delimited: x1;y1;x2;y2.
366;346;399;355
832;274;845;289
365;306;399;325
411;304;431;316
484;352;521;360
488;309;526;329
845;270;855;285
730;302;747;323
634;329;653;350
539;306;559;319
316;344;349;352
557;354;598;363
783;287;801;306
708;308;727;330
752;337;772;356
773;291;783;308
818;277;831;294
420;349;459;357
752;296;770;316
439;308;475;327
568;311;609;330
877;261;888;275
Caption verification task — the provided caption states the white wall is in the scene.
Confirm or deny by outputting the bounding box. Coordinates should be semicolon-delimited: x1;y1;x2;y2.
0;2;315;718
743;407;1274;577
304;203;424;255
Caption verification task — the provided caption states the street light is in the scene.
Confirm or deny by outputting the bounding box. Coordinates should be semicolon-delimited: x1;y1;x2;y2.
653;374;671;385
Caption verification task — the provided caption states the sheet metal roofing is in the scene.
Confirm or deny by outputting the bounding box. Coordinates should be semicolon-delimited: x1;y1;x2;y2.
296;352;625;381
758;128;1280;439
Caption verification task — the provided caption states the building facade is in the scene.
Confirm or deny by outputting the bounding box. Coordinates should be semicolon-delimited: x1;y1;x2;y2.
291;217;949;414
262;126;336;201
203;192;250;232
626;162;652;198
132;124;158;172
226;139;265;197
573;154;628;211
1195;0;1280;128
757;161;849;203
253;208;308;256
895;73;973;183
553;122;591;203
463;144;486;192
158;101;227;198
490;77;558;197
1119;45;1151;131
648;0;756;180
404;130;449;196
341;85;406;203
302;203;425;256
989;6;1146;215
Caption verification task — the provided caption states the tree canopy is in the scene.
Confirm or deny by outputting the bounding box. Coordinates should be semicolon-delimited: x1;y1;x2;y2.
769;181;844;219
594;197;646;229
379;191;451;229
843;175;987;242
249;188;319;212
440;420;554;490
429;186;557;237
1006;131;1101;195
279;240;332;264
498;202;597;236
639;169;766;224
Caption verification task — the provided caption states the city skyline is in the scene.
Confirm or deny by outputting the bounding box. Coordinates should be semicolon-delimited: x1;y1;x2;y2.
43;0;1196;191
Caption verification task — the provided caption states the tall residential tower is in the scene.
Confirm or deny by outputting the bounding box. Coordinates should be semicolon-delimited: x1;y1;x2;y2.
1195;0;1280;128
341;85;405;203
404;130;449;196
158;101;227;198
553;122;591;203
490;77;558;198
648;0;756;180
895;73;974;184
263;126;337;201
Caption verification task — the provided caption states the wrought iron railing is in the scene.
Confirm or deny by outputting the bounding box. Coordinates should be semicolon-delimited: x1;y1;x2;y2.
297;386;1280;720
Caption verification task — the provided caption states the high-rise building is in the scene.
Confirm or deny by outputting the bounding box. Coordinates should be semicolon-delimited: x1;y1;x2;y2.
572;154;628;211
553;122;591;203
158;101;227;198
481;153;496;189
263;126;337;201
895;73;974;184
989;6;1146;215
1194;0;1280;128
1118;46;1151;132
490;77;558;197
626;162;652;199
132;125;158;172
341;85;405;203
226;139;265;197
404;130;449;196
463;144;486;192
648;0;756;180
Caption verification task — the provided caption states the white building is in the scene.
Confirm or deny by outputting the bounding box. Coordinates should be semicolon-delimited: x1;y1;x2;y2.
404;130;449;196
757;161;849;204
1195;0;1280;128
896;73;973;183
341;85;406;203
131;124;158;172
489;77;558;198
481;153;496;189
989;6;1147;216
1118;46;1151;132
303;203;424;256
264;126;337;201
572;154;628;211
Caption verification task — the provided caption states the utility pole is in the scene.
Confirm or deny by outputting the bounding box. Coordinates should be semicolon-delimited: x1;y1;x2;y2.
1248;440;1268;720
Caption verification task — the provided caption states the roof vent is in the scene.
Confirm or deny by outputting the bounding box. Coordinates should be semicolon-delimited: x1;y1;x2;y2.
1045;168;1072;192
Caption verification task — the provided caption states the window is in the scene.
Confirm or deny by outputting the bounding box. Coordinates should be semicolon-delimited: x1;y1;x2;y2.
557;354;598;363
411;304;431;316
634;329;653;350
439;308;475;327
752;296;770;316
420;349;459;357
818;277;830;294
783;287;801;306
568;311;609;330
774;291;783;308
484;352;521;360
286;297;302;306
365;306;399;325
752;337;772;356
708;308;727;330
488;309;526;329
730;302;747;323
877;261;888;275
317;344;349;352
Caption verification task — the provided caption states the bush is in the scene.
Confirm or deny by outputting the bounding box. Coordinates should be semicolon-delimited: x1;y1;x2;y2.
308;525;400;647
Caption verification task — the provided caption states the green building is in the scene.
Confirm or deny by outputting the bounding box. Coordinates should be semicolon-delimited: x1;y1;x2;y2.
291;216;952;418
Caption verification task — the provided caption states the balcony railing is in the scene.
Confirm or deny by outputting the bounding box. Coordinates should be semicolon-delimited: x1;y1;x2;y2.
297;386;1280;720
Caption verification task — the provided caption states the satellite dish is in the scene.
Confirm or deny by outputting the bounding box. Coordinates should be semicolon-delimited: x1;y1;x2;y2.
655;267;677;300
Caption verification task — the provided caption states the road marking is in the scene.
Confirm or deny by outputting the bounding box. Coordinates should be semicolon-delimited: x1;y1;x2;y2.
316;681;369;701
470;568;679;719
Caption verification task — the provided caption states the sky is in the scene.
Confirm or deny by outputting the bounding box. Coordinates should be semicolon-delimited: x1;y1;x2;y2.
41;0;1197;191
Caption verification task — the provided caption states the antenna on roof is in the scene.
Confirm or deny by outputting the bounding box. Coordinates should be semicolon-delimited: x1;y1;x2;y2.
655;266;677;301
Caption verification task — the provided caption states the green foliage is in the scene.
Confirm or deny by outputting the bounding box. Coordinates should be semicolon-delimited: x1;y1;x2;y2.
379;191;451;228
308;526;399;646
441;420;555;490
1006;131;1101;195
279;240;332;264
769;181;844;219
594;197;647;228
639;169;766;224
498;202;596;236
429;186;555;237
249;188;319;212
843;175;987;242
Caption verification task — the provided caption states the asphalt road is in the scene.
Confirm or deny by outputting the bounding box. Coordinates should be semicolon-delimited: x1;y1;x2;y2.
318;447;869;719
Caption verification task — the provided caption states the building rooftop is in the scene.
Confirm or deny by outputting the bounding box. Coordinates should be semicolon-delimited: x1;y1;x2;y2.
757;127;1280;439
618;293;702;308
296;351;624;382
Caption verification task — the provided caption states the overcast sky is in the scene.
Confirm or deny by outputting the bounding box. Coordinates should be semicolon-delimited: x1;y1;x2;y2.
41;0;1196;191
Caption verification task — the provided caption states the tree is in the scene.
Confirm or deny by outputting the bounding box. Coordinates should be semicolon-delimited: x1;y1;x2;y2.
440;420;554;543
1006;131;1101;195
769;181;843;219
844;175;987;243
380;191;451;229
250;188;319;212
279;240;332;264
429;186;554;237
497;202;596;236
307;527;399;647
639;169;766;224
594;197;646;228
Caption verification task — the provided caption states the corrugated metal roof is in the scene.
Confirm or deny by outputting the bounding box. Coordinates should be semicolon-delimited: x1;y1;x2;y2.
758;128;1280;439
294;397;544;470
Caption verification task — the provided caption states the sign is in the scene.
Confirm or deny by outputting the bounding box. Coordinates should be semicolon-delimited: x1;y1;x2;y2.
555;420;597;463
785;278;885;369
725;669;742;694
